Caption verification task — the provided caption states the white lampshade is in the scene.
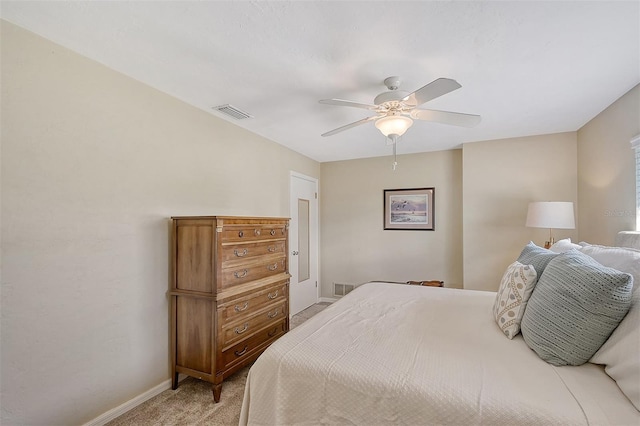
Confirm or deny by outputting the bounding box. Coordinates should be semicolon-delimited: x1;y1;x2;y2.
375;115;413;137
526;202;575;229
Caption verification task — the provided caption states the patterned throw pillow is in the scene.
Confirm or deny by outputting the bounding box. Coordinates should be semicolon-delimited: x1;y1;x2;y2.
493;262;538;339
516;241;558;277
521;250;633;366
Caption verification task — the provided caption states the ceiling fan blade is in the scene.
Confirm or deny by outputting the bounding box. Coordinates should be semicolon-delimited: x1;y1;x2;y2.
410;109;481;128
321;115;380;137
319;99;379;110
403;78;462;106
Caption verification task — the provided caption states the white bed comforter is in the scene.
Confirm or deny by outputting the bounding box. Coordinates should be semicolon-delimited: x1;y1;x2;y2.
240;282;639;425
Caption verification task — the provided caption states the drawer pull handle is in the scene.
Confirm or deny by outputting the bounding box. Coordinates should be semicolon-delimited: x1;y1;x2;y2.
234;302;249;312
267;309;279;318
268;327;278;337
254;229;261;236
267;290;279;299
234;269;248;279
270;229;276;236
267;245;277;253
234;346;248;357
238;230;244;238
234;248;248;257
234;323;249;334
267;263;278;271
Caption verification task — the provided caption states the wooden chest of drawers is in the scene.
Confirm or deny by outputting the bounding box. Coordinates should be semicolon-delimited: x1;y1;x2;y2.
169;216;290;402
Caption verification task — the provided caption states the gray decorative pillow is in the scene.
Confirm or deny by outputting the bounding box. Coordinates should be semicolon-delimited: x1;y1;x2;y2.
516;241;558;277
520;249;633;366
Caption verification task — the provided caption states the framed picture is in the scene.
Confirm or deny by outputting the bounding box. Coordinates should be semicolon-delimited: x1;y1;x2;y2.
383;187;435;230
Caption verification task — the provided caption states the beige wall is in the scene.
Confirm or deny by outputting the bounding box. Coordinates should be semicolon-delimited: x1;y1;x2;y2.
577;84;639;245
462;133;578;291
0;22;319;425
320;150;463;295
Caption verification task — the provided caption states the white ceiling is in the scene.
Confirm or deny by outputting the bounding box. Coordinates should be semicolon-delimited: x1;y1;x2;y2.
2;1;639;162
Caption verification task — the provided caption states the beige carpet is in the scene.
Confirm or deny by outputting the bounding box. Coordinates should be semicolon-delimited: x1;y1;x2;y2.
107;303;330;426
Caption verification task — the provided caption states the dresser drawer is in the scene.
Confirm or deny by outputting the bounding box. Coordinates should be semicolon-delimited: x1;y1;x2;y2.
221;300;287;348
221;257;286;287
220;240;286;263
220;224;287;243
218;282;288;324
220;320;287;370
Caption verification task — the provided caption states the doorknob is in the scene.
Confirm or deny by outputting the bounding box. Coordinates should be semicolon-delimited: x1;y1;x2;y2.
292;251;299;255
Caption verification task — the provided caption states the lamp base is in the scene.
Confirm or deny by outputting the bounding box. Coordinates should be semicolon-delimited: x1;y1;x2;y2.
544;237;555;249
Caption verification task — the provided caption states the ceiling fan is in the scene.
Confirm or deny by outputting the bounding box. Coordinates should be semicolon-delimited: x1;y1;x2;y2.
319;76;481;144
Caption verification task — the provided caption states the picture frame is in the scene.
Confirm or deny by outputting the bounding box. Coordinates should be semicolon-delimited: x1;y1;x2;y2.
383;187;435;231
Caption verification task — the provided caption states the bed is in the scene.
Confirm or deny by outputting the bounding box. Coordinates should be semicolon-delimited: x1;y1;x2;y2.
240;234;640;425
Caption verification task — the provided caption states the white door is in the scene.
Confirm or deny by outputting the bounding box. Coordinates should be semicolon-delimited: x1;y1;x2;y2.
289;172;319;316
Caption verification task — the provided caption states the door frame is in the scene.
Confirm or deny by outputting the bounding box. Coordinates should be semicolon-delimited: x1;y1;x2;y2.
289;171;320;316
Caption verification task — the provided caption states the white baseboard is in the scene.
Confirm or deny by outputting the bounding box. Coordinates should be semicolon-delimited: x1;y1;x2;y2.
83;374;188;426
319;296;338;303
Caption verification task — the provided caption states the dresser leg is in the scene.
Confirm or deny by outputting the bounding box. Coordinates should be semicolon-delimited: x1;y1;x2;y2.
213;383;222;403
171;372;179;390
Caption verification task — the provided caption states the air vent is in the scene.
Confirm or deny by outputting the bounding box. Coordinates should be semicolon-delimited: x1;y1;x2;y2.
212;104;253;120
333;283;355;297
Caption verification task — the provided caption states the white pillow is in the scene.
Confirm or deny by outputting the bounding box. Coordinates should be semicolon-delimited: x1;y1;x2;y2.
582;242;640;410
579;243;640;290
548;238;581;253
591;291;640;410
493;261;537;339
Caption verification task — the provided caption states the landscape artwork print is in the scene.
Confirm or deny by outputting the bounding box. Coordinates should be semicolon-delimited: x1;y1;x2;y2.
384;188;434;230
390;194;428;224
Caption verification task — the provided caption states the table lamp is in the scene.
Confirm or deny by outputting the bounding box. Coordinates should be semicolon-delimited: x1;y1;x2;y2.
525;202;575;249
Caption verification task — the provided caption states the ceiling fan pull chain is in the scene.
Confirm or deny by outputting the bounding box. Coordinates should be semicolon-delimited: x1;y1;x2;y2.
392;141;398;171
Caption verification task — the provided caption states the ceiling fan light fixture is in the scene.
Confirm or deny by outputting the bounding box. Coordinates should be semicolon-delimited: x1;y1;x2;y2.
374;115;413;137
319;76;480;138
